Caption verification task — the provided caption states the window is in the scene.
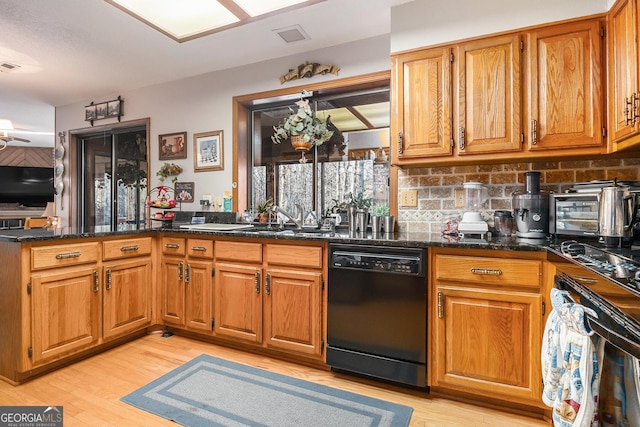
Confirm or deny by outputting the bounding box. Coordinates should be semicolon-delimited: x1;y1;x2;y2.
248;87;390;219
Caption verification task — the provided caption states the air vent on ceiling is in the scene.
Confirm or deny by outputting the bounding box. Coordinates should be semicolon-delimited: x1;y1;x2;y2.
0;62;21;73
273;25;310;43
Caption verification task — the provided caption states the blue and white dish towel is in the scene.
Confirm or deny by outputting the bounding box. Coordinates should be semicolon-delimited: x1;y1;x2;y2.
542;288;604;427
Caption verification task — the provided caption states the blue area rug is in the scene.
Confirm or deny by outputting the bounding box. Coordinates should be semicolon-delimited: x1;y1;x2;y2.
121;354;413;427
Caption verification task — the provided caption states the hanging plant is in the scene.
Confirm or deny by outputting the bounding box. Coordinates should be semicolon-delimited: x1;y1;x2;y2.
156;162;182;183
271;98;334;147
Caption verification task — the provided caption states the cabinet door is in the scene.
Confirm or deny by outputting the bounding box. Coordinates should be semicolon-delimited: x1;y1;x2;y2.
456;35;522;154
31;267;101;364
608;0;640;145
263;268;323;358
392;47;453;160
526;20;604;150
214;262;262;344
185;260;213;332
432;285;542;403
161;258;185;326
103;258;152;340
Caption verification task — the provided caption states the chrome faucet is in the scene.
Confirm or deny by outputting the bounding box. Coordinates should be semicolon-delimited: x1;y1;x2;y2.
272;204;303;229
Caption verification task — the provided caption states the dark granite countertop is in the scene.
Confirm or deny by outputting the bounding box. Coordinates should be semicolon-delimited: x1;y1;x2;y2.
0;225;552;253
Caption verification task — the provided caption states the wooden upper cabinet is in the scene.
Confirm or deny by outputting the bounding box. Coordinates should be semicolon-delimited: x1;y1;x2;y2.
608;0;640;149
392;46;453;161
456;35;522;155
526;19;605;151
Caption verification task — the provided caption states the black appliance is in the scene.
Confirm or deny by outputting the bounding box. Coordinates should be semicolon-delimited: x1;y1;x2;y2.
326;243;427;388
549;241;640;358
0;166;54;207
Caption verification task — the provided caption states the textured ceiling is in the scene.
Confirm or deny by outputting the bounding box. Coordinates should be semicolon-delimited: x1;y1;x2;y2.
0;0;409;146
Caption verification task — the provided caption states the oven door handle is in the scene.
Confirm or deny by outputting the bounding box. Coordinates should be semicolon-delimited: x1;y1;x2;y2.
585;314;640;359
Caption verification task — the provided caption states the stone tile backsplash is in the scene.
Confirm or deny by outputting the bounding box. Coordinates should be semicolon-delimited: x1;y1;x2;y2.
397;156;640;233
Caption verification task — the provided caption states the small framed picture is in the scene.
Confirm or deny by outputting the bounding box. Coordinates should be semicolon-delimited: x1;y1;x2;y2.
107;99;122;117
159;131;187;160
85;104;97;121
96;102;108;119
175;182;195;203
194;130;224;172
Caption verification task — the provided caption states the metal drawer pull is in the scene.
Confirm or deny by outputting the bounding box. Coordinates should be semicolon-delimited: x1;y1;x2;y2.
165;243;180;249
120;245;140;252
470;267;502;276
191;246;207;252
55;251;81;259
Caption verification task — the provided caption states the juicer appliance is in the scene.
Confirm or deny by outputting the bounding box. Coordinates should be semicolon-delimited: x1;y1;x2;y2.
458;181;489;237
512;171;550;239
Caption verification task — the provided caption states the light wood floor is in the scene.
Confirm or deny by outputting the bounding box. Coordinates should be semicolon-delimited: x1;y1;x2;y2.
0;334;549;426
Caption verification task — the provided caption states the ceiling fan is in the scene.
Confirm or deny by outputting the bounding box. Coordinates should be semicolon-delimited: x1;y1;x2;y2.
0;119;30;151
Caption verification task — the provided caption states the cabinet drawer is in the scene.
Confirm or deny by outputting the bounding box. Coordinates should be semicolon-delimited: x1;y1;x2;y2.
265;244;322;269
215;241;262;263
162;237;186;256
31;242;100;270
187;239;213;259
435;254;541;287
103;237;152;260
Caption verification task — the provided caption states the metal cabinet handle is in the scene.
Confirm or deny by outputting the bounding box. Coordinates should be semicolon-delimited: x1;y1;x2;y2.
437;291;444;318
178;262;183;282
573;275;597;284
191;246;207;252
458;126;465;150
625;96;632;126
633;92;640;127
470;267;503;276
120;245;139;252
531;119;537;145
398;131;403;154
93;271;99;293
56;251;81;259
106;269;112;290
254;272;261;293
185;264;191;283
165;243;180;249
265;273;271;295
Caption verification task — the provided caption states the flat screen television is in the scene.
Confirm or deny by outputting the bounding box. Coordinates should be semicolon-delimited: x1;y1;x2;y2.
0;166;55;207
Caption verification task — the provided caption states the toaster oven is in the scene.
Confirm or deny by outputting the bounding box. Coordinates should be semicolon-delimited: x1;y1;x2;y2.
549;192;599;237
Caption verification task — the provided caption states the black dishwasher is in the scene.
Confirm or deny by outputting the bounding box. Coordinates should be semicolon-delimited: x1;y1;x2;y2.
326;243;427;388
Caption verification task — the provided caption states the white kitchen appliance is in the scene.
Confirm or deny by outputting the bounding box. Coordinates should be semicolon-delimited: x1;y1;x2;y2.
458;182;489;237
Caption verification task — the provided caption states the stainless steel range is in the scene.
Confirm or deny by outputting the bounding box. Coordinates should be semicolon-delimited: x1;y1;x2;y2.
549;240;640;358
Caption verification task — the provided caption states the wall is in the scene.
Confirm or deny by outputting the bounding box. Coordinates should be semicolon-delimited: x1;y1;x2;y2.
54;35;391;218
398;155;640;233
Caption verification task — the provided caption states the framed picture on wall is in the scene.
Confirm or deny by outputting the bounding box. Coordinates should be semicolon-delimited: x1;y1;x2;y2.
194;130;223;172
175;182;195;203
159;131;187;160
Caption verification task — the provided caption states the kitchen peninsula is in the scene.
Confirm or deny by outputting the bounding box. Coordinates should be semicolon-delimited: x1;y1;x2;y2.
0;225;553;418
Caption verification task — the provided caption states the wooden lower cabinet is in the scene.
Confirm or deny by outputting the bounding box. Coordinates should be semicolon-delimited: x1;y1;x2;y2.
30;266;102;365
103;258;152;340
213;241;325;361
214;261;263;342
263;267;322;357
160;237;214;333
430;248;544;407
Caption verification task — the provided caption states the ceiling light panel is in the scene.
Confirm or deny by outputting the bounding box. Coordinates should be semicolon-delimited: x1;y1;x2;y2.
234;0;307;17
106;0;325;42
109;0;238;39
